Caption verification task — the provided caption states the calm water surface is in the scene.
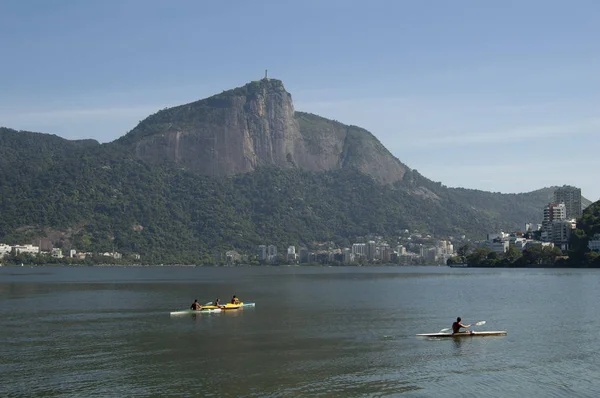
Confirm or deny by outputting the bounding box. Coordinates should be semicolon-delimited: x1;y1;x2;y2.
1;265;600;397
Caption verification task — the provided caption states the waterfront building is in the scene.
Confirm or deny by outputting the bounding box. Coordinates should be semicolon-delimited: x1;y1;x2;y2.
367;241;377;260
551;219;576;250
299;247;309;263
258;245;267;261
267;245;278;261
352;243;366;257
379;244;391;263
541;203;566;242
287;246;297;262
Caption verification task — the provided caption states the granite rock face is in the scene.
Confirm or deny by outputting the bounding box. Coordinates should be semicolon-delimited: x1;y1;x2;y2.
125;79;407;183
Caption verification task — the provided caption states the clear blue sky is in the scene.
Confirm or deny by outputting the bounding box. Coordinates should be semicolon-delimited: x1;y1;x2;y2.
1;0;599;202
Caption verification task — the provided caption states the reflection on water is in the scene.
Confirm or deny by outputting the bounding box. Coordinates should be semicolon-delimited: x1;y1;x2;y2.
2;266;600;396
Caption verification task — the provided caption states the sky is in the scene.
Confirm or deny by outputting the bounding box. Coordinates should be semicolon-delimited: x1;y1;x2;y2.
1;0;599;201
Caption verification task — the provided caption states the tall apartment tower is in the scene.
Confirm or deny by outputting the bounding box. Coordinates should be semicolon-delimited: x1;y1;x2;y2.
553;185;582;219
541;203;567;242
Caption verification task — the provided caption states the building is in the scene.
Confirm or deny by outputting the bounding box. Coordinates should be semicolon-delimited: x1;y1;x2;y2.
51;248;63;258
379;244;391;263
257;245;267;261
396;245;406;255
13;245;40;255
366;241;377;261
287;246;297;262
525;223;541;232
342;248;354;264
551;220;576;249
554;185;582;219
541;203;566;242
352;243;366;257
299;247;309;263
0;244;11;257
267;245;278;262
487;239;509;254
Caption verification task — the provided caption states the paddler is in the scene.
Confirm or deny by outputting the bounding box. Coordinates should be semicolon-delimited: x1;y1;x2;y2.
452;317;473;334
190;300;202;310
214;298;220;306
231;295;240;304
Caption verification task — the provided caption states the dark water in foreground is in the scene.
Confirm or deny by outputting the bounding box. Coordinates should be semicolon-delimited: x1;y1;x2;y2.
1;265;600;397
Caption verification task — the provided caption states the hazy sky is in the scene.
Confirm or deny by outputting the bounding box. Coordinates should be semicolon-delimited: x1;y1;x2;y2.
1;0;599;201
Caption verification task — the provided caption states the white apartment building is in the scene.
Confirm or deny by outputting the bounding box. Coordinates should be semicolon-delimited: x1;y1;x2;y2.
267;245;277;261
488;240;509;253
396;245;406;255
525;223;541;232
352;243;366;257
13;245;40;255
0;244;11;257
551;219;576;249
542;203;567;242
286;246;297;262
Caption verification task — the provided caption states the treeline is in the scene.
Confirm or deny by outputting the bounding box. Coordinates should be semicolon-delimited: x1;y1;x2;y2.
448;244;565;267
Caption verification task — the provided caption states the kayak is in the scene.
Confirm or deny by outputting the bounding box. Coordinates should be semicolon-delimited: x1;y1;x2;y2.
202;302;256;310
200;303;240;310
170;308;222;315
220;301;255;308
416;331;507;337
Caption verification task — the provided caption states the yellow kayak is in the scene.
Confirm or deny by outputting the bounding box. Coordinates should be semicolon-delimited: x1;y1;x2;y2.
201;303;241;310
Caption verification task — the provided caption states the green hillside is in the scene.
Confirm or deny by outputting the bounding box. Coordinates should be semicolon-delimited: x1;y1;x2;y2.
0;127;574;264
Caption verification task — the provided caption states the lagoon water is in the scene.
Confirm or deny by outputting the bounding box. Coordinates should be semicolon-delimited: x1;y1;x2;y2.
2;265;600;397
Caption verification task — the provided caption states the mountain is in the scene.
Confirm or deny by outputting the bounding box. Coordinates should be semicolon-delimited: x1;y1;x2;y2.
117;78;407;184
0;80;590;264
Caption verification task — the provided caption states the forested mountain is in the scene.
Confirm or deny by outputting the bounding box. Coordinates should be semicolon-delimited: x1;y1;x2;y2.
0;80;588;264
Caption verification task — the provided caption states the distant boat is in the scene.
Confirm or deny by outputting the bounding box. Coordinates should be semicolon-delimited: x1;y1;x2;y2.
447;263;468;268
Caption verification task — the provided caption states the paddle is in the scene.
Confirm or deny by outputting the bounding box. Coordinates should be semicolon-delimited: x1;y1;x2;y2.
439;320;486;333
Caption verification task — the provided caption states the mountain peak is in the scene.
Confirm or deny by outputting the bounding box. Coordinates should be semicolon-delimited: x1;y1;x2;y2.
214;78;288;100
118;78;407;183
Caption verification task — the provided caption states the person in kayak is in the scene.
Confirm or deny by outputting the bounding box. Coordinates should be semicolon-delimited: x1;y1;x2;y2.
452;317;473;334
190;300;202;311
214;298;220;306
231;295;240;304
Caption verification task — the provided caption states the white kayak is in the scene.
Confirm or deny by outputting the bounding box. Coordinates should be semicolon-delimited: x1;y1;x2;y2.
170;308;222;315
416;331;507;337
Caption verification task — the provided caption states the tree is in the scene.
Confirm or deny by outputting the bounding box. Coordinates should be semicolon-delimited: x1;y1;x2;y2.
466;248;492;266
457;243;472;258
503;246;522;263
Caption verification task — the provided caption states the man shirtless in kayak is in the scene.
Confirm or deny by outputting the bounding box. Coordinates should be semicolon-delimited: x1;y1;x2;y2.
190;300;202;311
452;317;473;334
